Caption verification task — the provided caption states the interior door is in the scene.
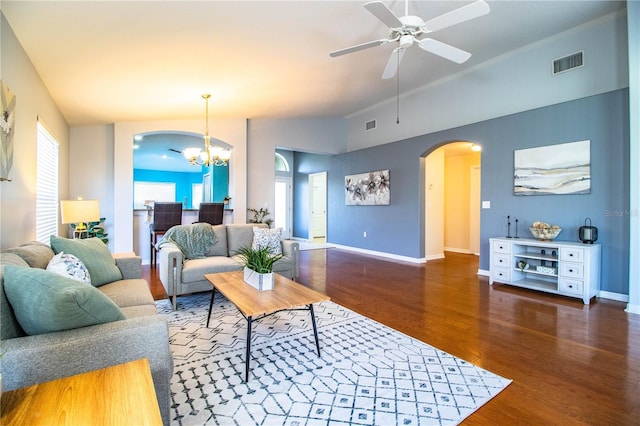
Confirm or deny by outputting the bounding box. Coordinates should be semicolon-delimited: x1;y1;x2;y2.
470;166;481;255
309;172;327;240
275;177;292;239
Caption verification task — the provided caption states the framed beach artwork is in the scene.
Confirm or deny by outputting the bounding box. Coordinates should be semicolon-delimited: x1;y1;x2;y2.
345;170;390;205
514;140;590;196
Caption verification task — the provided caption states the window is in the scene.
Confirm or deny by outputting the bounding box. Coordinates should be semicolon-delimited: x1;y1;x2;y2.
35;121;59;243
133;182;176;209
275;152;289;172
192;183;203;209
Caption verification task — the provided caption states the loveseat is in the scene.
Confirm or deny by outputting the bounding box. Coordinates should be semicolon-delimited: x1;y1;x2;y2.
0;240;173;425
158;223;299;309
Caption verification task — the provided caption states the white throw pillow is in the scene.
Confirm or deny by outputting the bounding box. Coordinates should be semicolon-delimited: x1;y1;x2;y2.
46;252;91;284
252;227;283;256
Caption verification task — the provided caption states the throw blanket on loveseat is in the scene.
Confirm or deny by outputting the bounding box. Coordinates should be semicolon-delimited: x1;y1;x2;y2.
156;223;217;259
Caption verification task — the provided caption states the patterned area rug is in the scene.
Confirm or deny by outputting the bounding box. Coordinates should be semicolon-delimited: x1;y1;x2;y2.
157;293;510;425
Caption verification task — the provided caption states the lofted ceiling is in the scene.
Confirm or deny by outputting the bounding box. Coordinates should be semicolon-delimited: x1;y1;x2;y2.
2;0;626;129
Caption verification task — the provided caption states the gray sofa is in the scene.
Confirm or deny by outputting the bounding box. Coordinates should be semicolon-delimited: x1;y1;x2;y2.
0;241;173;426
158;223;299;309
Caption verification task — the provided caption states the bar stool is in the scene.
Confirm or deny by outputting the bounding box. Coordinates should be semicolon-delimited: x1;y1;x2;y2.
197;203;224;225
149;202;182;267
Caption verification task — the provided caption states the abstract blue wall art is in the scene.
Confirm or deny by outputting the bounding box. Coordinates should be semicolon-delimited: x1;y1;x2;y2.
514;140;590;195
345;170;390;205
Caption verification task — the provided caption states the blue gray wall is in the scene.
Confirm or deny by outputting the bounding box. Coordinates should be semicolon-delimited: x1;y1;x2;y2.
294;89;630;295
292;152;333;239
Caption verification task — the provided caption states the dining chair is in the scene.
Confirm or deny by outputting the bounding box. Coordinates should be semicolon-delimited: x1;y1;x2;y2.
197;203;225;226
149;202;183;267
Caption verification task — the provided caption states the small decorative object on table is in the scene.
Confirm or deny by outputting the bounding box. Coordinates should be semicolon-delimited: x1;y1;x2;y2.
529;221;562;241
536;265;558;275
516;260;529;271
237;246;283;291
578;217;598;244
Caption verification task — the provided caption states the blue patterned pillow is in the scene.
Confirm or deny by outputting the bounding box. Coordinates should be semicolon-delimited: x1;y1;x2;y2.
252;227;282;255
46;252;91;284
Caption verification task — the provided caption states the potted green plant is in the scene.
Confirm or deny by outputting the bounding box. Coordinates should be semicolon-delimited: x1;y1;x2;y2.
247;208;273;228
236;246;283;291
71;217;108;244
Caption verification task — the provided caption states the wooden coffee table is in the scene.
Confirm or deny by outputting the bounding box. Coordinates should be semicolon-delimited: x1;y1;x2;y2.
205;270;330;381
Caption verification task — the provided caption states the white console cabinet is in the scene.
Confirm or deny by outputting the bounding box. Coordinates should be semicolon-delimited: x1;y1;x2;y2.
489;237;601;304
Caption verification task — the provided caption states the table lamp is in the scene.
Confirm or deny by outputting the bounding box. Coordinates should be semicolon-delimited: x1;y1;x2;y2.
60;198;100;239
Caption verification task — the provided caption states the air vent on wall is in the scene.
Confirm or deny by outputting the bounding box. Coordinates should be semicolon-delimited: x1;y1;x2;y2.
553;51;583;75
365;119;377;131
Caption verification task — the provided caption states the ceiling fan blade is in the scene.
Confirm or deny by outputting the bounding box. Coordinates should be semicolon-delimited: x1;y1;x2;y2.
330;39;388;57
382;47;405;80
423;0;490;33
418;38;472;63
364;1;403;28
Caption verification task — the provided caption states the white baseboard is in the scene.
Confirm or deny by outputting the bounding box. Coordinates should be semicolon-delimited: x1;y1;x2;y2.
598;290;629;303
625;303;640;315
425;253;445;261
443;247;473;255
477;269;490;277
329;244;426;264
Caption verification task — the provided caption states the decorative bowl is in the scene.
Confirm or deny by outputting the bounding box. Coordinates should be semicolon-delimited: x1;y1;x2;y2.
529;225;562;241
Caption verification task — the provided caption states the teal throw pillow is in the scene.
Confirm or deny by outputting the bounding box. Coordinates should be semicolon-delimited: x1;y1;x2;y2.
3;265;126;336
50;236;122;286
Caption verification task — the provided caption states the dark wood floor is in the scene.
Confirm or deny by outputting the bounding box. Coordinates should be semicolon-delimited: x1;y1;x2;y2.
144;249;640;425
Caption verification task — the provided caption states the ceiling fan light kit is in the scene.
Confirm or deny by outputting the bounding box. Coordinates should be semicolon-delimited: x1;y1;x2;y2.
330;0;491;79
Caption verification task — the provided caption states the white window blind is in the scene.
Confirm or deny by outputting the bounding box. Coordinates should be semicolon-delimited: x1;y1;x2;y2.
36;121;59;243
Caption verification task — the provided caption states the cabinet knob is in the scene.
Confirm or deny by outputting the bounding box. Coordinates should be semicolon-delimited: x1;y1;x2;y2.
569;284;574;288
569;269;574;273
569;253;574;257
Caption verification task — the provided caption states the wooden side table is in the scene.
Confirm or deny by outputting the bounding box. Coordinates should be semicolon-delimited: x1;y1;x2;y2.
1;358;162;425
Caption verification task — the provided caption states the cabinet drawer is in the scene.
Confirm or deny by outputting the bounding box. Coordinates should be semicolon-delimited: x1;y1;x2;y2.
493;241;511;254
559;263;584;279
493;253;510;268
492;267;511;282
559;279;583;295
560;247;584;263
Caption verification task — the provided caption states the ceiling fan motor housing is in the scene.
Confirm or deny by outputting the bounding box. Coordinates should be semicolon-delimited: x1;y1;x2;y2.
399;15;424;31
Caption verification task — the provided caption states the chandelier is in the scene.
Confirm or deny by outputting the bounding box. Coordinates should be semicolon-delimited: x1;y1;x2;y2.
182;94;230;167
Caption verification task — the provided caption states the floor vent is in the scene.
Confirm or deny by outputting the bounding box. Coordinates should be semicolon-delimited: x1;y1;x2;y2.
365;119;377;131
553;51;583;75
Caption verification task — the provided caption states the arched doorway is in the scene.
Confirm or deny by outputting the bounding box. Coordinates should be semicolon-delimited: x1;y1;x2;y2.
424;141;482;260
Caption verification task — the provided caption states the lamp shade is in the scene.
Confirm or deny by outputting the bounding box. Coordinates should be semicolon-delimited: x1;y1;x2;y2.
60;199;100;224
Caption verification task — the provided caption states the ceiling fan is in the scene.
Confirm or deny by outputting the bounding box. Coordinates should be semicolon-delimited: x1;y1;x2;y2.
330;0;490;79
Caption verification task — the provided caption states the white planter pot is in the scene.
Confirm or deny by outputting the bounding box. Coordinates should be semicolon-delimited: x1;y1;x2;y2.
243;267;274;291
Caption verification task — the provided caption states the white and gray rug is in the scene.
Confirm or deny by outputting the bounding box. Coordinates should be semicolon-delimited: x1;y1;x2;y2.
157;293;510;426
